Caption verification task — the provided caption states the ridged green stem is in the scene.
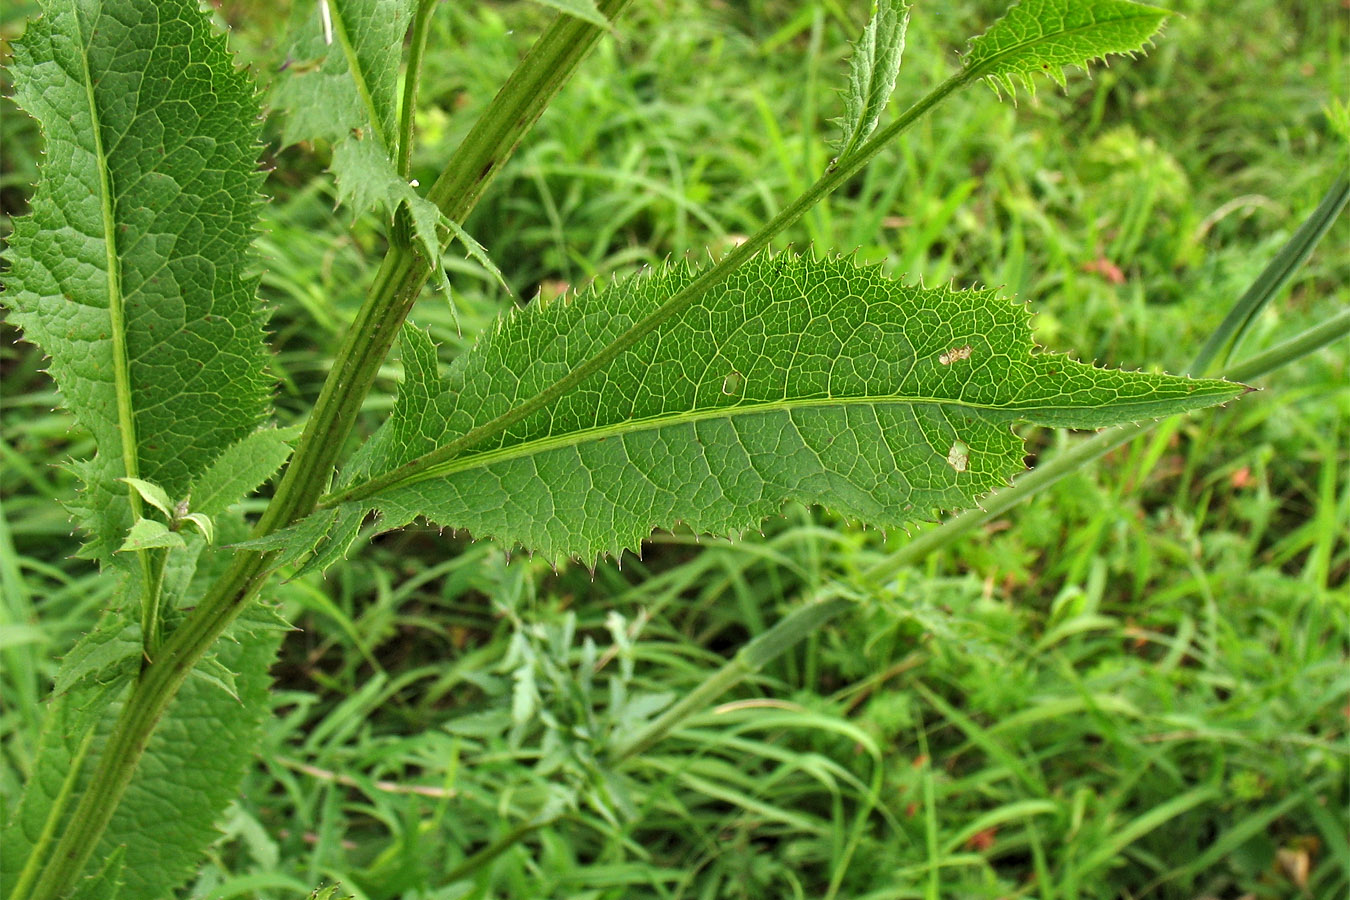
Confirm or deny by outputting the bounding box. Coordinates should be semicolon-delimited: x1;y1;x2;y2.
19;3;631;896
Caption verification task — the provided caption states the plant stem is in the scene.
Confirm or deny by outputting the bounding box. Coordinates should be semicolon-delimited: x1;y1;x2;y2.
325;69;975;506
20;3;631;895
397;0;436;180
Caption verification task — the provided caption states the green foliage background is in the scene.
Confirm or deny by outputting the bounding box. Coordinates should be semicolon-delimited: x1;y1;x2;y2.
2;0;1346;897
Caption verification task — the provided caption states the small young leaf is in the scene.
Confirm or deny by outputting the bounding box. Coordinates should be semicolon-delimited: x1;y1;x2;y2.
188;425;303;519
118;479;175;519
67;846;124;900
332;255;1242;562
180;513;216;545
836;0;910;159
52;613;142;697
5;0;271;562
963;0;1171;97
117;519;187;554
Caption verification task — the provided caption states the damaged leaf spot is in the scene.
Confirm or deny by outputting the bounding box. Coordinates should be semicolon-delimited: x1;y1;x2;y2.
946;440;970;473
940;344;973;365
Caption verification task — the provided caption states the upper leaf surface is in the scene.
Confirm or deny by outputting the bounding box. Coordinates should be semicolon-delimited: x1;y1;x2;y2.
5;0;270;560
338;255;1240;560
963;0;1170;95
188;425;301;518
837;0;910;158
273;0;409;150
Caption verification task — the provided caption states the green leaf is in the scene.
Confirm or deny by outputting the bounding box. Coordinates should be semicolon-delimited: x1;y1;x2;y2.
328;136;459;301
277;0;511;313
309;885;356;900
118;478;174;519
963;0;1171;97
273;0;491;314
275;0;409;151
192;656;240;702
52;613;142;698
188;425;302;518
231;505;341;564
0;606;284;899
181;512;216;544
332;254;1241;561
272;0;451;271
836;0;910;159
67;846;124;900
117;519;187;553
4;0;271;563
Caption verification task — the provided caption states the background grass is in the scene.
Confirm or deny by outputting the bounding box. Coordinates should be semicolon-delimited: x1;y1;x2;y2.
2;0;1347;897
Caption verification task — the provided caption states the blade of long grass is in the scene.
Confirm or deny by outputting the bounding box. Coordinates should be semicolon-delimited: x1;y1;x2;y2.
1191;174;1349;375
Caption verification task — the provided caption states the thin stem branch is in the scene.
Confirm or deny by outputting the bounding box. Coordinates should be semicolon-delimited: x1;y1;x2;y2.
398;0;437;180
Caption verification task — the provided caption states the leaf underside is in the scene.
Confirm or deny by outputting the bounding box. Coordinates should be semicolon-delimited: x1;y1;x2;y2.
5;0;270;562
327;254;1239;563
0;602;284;899
963;0;1171;96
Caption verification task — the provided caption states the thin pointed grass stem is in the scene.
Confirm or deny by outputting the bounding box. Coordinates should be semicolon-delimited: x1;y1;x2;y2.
1191;175;1349;376
20;5;631;896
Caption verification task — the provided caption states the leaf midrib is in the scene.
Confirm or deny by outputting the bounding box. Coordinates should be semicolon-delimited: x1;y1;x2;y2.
963;9;1166;80
75;1;142;505
331;388;1179;501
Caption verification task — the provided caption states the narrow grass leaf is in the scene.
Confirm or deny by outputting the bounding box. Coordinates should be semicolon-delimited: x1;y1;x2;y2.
1075;785;1218;876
